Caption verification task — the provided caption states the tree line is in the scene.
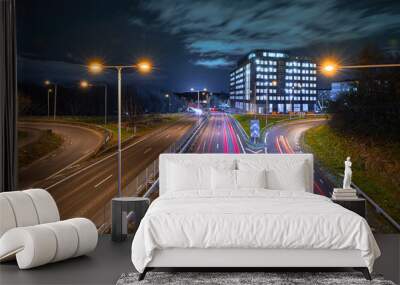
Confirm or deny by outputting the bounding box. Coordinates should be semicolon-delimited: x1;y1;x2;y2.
328;46;400;141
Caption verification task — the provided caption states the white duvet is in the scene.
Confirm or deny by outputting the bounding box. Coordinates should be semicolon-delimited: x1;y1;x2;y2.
131;190;380;273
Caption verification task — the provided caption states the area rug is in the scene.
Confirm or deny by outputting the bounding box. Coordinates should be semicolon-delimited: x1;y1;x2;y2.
116;271;395;285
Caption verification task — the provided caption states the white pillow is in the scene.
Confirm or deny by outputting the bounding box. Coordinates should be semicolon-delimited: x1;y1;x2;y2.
266;161;307;191
238;158;308;191
211;168;236;191
168;162;210;191
236;169;267;189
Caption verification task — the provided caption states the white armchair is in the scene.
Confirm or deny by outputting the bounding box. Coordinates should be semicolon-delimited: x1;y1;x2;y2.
0;189;98;269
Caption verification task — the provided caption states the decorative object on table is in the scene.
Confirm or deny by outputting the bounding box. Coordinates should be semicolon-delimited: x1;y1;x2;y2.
332;187;358;200
332;198;366;218
343;156;353;189
331;156;358;200
112;197;150;242
0;189;98;269
116;271;394;285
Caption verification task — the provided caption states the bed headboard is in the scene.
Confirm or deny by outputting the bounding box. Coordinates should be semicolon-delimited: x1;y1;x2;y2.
159;153;314;195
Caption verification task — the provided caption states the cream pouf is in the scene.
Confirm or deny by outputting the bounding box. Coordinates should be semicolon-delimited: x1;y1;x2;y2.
0;189;98;269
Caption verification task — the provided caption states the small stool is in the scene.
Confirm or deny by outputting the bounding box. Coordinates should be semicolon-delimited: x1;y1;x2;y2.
111;197;150;242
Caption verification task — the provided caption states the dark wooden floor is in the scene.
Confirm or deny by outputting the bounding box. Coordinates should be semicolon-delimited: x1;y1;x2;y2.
1;234;399;285
0;235;134;285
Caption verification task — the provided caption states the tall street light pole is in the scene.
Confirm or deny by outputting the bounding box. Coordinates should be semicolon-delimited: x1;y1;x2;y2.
47;88;52;118
165;94;170;113
80;80;108;125
190;87;207;121
88;60;152;197
44;80;58;120
54;84;57;121
104;84;108;125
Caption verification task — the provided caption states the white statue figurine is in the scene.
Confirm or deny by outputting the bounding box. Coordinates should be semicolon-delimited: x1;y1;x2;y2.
343;156;352;189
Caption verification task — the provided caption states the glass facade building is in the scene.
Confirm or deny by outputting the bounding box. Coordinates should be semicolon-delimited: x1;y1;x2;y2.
330;80;358;101
229;50;318;113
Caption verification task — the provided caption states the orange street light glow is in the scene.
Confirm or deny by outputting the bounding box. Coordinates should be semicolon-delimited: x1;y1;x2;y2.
80;80;90;88
320;58;340;76
137;61;152;73
321;60;339;76
44;80;51;85
323;64;336;72
88;62;104;73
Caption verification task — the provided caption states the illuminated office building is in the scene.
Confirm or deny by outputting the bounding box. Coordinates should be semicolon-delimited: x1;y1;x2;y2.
229;50;318;113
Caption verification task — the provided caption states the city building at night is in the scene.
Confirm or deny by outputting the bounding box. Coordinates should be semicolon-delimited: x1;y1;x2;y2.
330;80;358;100
317;88;331;112
229;50;318;113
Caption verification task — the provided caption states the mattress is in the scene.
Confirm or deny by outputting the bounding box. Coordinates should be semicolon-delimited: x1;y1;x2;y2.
131;190;380;273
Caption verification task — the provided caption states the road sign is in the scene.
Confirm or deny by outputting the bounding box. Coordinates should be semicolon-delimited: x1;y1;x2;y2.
250;119;260;138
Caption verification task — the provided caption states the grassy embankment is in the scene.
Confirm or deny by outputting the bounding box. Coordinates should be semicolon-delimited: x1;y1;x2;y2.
304;124;400;230
22;114;183;146
233;114;293;137
18;130;63;168
18;130;29;140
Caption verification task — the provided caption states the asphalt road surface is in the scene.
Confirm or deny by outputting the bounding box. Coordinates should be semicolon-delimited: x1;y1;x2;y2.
189;112;245;153
266;119;334;196
18;122;105;189
36;116;196;226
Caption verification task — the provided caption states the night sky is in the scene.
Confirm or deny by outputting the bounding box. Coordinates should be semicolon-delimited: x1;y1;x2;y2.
17;0;400;92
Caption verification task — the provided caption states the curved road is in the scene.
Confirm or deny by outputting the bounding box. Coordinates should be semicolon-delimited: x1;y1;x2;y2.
34;116;197;226
189;114;333;197
266;119;334;196
18;122;105;189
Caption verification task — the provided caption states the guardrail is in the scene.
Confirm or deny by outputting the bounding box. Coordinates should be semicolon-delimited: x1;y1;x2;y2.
143;116;208;198
96;116;208;230
351;181;400;232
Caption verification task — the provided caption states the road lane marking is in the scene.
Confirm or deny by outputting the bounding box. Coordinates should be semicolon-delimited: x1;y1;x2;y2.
144;147;152;154
44;116;194;186
68;164;80;169
94;175;113;188
48;173;65;180
236;134;246;153
216;143;219;149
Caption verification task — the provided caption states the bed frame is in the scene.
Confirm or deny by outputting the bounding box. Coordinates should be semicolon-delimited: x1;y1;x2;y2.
138;154;372;281
139;248;371;280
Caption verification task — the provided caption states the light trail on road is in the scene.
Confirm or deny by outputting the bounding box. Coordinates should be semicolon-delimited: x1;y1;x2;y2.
190;112;242;153
29;116;197;226
267;119;332;196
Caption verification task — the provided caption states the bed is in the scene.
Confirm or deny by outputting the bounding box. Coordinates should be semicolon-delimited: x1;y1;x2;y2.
131;154;380;280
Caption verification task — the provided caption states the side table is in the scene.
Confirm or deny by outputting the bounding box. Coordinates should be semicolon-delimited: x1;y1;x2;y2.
332;197;366;218
111;197;150;242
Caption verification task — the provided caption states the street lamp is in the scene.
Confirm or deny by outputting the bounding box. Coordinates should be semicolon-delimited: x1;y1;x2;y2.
165;93;170;113
80;80;108;125
44;80;58;120
190;87;207;116
320;59;400;76
46;88;52;118
88;60;152;197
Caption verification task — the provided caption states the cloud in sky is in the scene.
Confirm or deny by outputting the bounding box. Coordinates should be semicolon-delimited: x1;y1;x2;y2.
132;0;400;68
193;58;235;68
